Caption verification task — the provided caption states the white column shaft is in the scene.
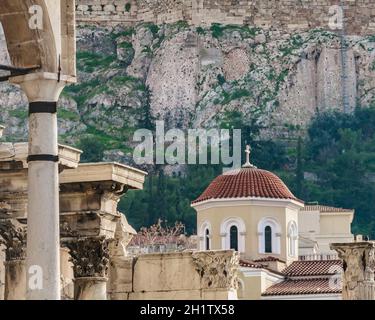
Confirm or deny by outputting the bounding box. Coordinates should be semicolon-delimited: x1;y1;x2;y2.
26;110;60;300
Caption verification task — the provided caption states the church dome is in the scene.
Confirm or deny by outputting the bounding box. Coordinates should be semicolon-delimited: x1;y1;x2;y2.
192;146;301;204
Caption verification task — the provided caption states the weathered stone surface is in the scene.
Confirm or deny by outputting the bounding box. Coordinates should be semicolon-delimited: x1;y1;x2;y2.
129;290;202;300
1;22;375;145
192;250;239;290
75;0;375;36
74;277;108;300
65;237;111;278
0;247;4;299
0;219;26;261
4;260;26;300
132;250;239;296
133;251;202;292
331;242;375;300
108;257;133;295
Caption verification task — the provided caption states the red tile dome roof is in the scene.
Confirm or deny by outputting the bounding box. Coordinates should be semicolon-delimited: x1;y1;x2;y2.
192;167;301;204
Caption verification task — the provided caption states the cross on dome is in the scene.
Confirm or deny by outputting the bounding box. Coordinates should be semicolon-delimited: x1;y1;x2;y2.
242;145;257;168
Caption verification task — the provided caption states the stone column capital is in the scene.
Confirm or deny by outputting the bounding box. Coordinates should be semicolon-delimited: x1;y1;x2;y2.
10;72;74;102
192;250;239;290
64;236;111;279
331;242;375;300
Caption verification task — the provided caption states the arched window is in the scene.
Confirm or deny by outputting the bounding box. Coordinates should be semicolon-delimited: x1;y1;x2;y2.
200;221;211;251
265;226;272;253
257;218;281;254
205;228;210;250
288;221;298;257
220;217;246;253
230;225;239;251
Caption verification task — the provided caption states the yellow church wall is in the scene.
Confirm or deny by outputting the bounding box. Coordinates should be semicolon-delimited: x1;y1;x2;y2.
316;213;354;252
320;214;353;235
237;268;285;300
238;270;262;300
195;199;301;263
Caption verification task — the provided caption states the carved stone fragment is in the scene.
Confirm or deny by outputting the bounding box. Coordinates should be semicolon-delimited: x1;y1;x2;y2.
0;219;27;261
65;236;111;278
192;250;239;290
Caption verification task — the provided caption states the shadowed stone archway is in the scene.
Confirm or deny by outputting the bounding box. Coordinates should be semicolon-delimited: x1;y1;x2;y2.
0;0;75;75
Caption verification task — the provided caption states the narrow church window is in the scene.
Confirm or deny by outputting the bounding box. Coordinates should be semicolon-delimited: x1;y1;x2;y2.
230;225;238;251
205;228;210;250
288;221;297;257
265;226;272;253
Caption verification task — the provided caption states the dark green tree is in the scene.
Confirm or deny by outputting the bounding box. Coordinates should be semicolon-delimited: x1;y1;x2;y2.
76;136;106;163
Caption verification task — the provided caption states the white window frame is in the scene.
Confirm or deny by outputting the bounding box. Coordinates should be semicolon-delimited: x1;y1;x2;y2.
257;217;281;254
199;220;212;251
220;217;246;253
287;220;298;257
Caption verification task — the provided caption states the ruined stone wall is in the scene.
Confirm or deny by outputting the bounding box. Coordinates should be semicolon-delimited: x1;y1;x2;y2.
108;250;239;300
75;0;375;35
76;0;138;25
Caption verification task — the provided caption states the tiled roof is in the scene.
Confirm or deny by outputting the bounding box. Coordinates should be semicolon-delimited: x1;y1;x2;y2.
239;259;265;269
302;205;353;213
262;278;341;296
192;168;301;204
253;256;286;263
282;260;342;277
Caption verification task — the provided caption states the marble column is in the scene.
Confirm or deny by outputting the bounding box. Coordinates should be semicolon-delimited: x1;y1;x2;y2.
15;75;66;300
331;242;375;300
65;237;110;300
0;219;27;300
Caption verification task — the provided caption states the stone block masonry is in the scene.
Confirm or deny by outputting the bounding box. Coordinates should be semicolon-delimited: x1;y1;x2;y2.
75;0;375;35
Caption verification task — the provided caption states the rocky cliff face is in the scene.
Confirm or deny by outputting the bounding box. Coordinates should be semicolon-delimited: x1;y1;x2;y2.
1;22;375;156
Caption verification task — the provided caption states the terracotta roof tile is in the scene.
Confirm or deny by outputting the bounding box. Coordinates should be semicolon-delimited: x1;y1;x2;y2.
254;256;286;263
262;278;341;296
239;259;265;268
282;260;342;277
192;168;301;204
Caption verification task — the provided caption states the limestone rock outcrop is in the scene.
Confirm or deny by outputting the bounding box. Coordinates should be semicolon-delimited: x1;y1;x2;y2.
1;22;375;149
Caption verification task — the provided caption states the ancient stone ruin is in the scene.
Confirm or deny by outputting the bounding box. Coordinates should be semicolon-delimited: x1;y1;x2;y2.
331;242;375;300
75;0;375;35
0;140;239;300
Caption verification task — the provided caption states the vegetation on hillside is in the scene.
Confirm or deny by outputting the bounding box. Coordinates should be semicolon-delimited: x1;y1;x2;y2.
117;107;375;237
57;25;375;237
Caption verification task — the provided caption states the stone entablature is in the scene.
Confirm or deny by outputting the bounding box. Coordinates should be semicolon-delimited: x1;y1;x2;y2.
75;0;375;35
0;143;81;220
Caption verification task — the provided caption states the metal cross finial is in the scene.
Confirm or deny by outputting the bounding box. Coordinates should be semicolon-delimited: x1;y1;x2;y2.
243;145;256;168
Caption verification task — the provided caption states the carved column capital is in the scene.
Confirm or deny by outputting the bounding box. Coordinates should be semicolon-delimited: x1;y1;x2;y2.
64;236;111;279
0;219;27;261
192;250;239;290
331;242;375;300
